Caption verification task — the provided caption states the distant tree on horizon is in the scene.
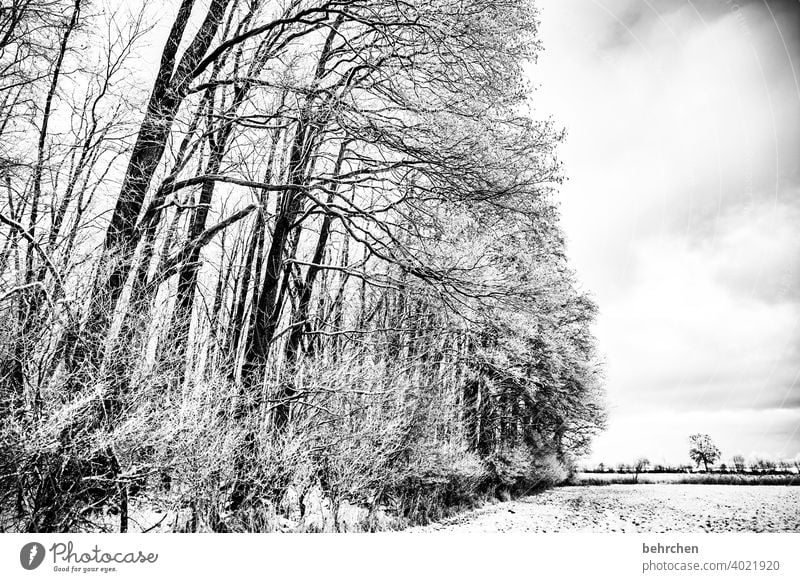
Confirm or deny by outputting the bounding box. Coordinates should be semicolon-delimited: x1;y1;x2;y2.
754;458;777;473
634;457;650;482
688;434;721;471
732;454;746;473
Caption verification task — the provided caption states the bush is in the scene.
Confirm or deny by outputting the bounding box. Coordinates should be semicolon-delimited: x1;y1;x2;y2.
487;448;567;496
1;347;579;532
387;448;491;526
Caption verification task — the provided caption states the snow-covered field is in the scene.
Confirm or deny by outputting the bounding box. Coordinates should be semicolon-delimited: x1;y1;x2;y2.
410;485;800;533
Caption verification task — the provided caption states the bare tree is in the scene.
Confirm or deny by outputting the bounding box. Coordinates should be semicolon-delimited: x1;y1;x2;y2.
634;457;649;483
0;0;606;533
688;434;721;472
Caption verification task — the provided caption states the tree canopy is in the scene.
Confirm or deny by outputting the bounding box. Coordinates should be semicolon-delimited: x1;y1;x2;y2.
688;434;721;472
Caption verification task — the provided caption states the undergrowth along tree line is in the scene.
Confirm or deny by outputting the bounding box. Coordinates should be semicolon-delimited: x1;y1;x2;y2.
0;0;604;532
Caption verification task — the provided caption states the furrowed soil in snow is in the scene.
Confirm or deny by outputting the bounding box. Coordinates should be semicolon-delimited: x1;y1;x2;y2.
410;485;800;533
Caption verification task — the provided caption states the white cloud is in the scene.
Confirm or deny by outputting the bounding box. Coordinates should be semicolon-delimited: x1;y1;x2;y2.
598;208;800;411
533;0;800;464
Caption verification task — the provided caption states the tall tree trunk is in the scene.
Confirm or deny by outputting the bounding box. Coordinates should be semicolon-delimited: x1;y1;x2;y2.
229;118;318;511
73;0;230;373
163;80;250;372
225;212;263;375
238;16;341;385
283;141;349;362
9;0;81;402
274;141;349;427
25;0;81;286
239;117;316;385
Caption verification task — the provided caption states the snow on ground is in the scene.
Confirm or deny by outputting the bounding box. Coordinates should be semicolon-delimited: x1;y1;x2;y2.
409;485;800;533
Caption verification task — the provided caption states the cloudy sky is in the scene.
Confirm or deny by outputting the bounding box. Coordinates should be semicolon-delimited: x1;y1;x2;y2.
531;0;800;466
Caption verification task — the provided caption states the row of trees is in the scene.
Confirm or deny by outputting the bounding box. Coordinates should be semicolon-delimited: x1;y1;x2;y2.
0;0;604;532
590;434;798;474
591;459;799;474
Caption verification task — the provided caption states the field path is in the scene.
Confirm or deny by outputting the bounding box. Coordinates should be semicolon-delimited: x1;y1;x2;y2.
409;485;800;533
